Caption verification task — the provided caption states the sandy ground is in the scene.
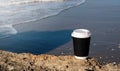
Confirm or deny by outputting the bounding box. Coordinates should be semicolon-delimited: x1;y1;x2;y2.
0;50;120;71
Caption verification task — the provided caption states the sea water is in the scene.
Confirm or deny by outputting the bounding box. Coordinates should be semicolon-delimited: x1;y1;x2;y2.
0;0;85;39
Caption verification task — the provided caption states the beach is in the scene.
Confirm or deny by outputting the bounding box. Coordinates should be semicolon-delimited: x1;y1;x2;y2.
0;0;120;64
0;50;120;71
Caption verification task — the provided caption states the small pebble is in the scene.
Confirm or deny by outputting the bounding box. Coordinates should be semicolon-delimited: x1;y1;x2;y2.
111;49;115;51
118;44;120;48
61;52;64;55
113;62;116;65
99;57;102;59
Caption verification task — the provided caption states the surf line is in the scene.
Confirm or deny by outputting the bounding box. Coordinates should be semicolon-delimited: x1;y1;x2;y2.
0;24;17;39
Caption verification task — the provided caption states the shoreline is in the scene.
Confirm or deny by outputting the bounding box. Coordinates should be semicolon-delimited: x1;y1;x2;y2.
0;0;120;63
12;0;86;31
0;50;120;71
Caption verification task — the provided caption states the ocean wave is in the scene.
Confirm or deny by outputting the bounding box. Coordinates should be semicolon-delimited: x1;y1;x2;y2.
0;25;17;39
0;0;86;38
0;0;66;6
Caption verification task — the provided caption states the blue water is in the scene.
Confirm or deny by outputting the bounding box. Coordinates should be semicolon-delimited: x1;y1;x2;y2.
0;0;85;39
0;0;85;54
0;30;72;54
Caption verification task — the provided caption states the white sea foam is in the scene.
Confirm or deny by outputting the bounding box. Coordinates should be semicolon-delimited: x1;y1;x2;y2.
0;25;17;39
0;0;86;38
0;0;66;6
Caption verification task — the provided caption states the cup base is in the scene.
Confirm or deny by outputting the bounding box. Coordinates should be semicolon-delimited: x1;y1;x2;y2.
75;56;87;60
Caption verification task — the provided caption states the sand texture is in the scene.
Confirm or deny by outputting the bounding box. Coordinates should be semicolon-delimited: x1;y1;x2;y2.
0;50;120;71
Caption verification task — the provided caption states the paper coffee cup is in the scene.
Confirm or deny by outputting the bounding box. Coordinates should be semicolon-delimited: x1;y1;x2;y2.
72;29;91;59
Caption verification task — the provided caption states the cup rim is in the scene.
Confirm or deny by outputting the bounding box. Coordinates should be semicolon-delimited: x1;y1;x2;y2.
71;29;91;38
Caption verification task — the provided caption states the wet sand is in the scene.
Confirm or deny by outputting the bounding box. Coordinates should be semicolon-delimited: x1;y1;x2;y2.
1;0;120;63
